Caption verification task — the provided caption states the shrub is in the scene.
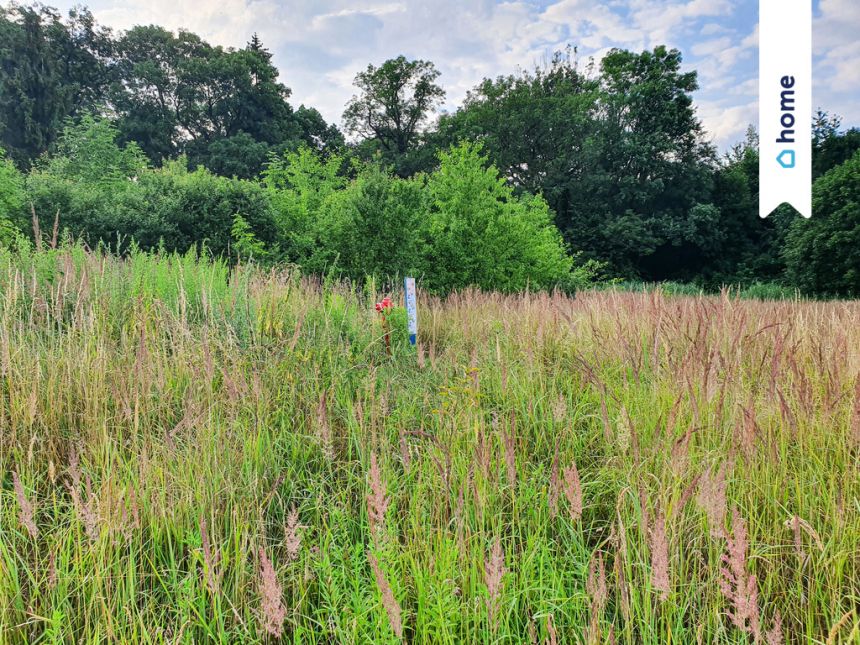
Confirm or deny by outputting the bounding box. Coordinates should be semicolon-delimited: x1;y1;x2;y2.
420;142;572;293
783;151;860;297
306;164;425;281
264;145;347;263
0;147;24;245
135;160;278;257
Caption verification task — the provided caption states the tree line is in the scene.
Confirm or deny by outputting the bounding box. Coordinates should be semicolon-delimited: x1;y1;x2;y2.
1;3;858;296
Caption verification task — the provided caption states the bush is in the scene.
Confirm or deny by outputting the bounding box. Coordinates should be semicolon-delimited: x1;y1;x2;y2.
135;161;279;257
306;164;425;280
264;146;347;263
784;151;860;297
420;142;573;293
24;116;278;257
0;147;24;245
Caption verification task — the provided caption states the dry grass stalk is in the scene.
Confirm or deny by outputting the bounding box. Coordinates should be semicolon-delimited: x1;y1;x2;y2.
199;516;221;594
285;507;302;562
258;546;286;637
599;394;612;443
366;452;389;538
649;506;670;601
851;377;860;446
697;463;728;538
562;460;583;523
670;427;694;478
738;401;758;460
399;428;411;472
546;613;558;645
367;550;403;639
502;414;517;489
47;550;58;589
767;611;783;645
586;553;607;645
785;514;823;562
484;539;506;633
551;393;566;424
719;508;762;640
67;470;99;542
12;471;38;539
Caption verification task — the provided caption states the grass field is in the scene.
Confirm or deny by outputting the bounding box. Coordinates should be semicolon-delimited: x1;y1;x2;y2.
1;246;858;644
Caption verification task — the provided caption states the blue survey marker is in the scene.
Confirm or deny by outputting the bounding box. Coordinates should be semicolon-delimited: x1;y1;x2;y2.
404;277;417;346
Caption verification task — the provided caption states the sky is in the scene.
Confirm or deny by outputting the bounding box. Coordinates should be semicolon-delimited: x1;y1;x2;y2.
27;0;860;149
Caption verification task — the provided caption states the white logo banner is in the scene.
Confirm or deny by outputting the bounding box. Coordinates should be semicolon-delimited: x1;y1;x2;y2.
759;0;812;218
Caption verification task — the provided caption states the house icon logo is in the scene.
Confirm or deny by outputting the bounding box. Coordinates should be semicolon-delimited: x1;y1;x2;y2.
777;149;795;169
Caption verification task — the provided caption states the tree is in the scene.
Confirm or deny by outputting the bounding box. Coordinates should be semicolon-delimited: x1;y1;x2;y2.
0;3;114;167
112;28;341;176
343;56;444;176
264;146;348;262
38;114;148;184
306;164;425;279
783;151;860;296
436;48;599;197
812;111;860;180
0;148;24;244
420;142;572;293
437;47;716;280
588;46;717;279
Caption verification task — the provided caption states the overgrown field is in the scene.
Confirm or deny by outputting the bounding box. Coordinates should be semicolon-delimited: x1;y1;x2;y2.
1;247;858;644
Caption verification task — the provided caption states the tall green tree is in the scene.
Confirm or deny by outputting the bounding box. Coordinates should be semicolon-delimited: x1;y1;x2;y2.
812;111;860;180
436;48;599;206
112;28;341;176
783;151;860;296
343;56;444;176
0;148;24;243
437;47;717;280
586;46;717;279
0;3;114;167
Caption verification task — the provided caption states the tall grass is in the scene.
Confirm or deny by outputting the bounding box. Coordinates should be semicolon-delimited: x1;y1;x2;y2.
1;246;858;643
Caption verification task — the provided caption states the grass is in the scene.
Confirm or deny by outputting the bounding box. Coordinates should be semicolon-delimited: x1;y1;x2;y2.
1;244;858;643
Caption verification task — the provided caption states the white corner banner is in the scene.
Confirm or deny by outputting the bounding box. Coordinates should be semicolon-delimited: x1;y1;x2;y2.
759;0;812;219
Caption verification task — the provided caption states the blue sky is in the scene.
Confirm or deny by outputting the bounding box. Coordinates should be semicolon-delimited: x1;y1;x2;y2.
29;0;860;149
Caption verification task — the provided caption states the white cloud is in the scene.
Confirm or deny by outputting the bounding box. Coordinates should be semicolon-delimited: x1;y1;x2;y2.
8;0;858;149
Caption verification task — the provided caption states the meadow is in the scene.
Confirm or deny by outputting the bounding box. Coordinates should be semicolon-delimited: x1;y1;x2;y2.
0;245;858;644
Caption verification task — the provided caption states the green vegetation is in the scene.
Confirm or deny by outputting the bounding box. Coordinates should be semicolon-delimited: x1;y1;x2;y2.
1;246;858;642
2;4;859;297
784;151;860;297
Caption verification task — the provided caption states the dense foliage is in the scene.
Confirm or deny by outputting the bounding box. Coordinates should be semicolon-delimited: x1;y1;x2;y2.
1;3;859;296
784;151;860;296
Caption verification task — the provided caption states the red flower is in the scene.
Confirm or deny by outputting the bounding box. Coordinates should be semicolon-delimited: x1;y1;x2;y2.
375;302;383;312
381;297;392;308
